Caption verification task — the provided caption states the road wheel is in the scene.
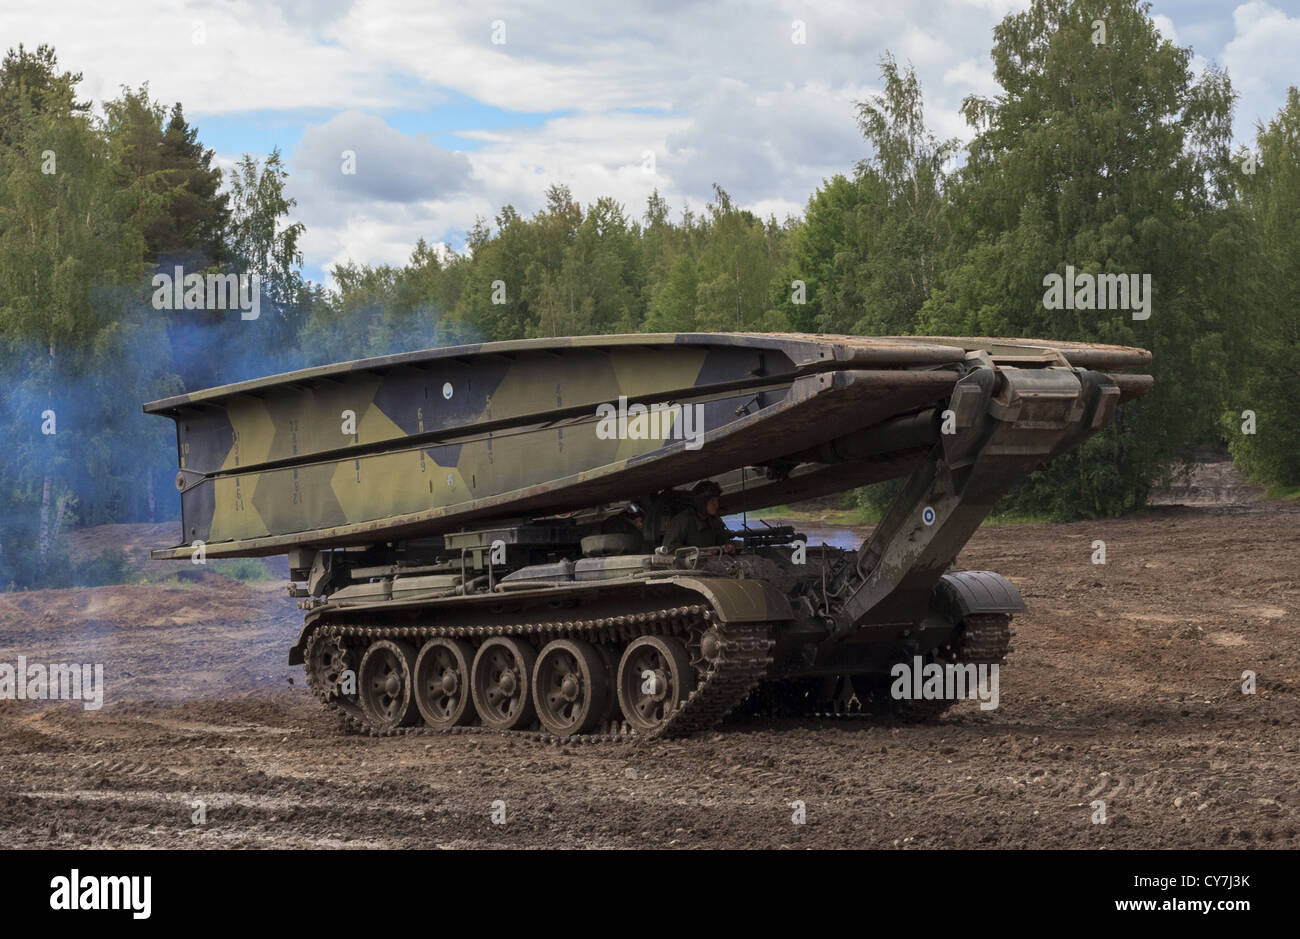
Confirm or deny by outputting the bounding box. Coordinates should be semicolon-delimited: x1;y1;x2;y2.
414;637;476;728
616;635;695;734
471;637;538;731
532;639;610;736
358;639;420;731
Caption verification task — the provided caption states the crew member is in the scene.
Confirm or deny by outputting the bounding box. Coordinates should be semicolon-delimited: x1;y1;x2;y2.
662;480;736;553
600;504;649;553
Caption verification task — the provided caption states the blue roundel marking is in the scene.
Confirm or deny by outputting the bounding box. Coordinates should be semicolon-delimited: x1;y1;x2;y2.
922;506;936;526
442;382;453;399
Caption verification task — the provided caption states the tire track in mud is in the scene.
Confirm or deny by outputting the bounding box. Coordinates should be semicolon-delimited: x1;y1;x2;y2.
1;507;1298;849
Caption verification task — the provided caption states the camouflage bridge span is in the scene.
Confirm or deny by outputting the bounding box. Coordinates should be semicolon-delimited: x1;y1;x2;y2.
146;333;1152;739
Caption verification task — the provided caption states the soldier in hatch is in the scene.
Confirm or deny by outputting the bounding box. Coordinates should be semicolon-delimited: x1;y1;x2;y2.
661;480;736;554
600;504;649;554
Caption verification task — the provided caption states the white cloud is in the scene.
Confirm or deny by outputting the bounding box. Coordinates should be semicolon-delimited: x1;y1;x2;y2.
1224;2;1300;140
297;203;471;275
8;0;1292;281
293;111;472;206
664;79;867;206
1;0;415;113
1151;14;1180;44
943;57;1001;98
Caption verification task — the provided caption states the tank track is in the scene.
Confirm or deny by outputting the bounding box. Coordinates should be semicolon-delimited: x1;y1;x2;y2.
953;613;1014;664
302;603;775;744
875;611;1012;720
736;612;1015;722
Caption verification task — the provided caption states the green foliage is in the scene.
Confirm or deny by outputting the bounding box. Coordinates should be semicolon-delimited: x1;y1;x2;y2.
222;148;309;365
1226;86;1300;488
103;88;228;267
645;254;700;332
918;0;1242;519
855;477;905;519
775;55;955;336
0;536;137;589
0;44;174;585
0;44;89;147
0;46;302;586
209;557;274;582
693;186;789;331
2;8;1299;585
307;182;796;354
70;547;137;587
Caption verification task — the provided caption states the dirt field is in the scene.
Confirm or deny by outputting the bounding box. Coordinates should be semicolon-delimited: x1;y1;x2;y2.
1;505;1296;849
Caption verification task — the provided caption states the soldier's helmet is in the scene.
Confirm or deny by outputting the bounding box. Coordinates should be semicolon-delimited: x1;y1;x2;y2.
691;480;723;511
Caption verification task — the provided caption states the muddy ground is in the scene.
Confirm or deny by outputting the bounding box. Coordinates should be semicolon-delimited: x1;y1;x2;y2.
0;505;1296;849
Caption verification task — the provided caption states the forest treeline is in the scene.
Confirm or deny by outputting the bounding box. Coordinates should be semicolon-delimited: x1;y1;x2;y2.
1;0;1297;587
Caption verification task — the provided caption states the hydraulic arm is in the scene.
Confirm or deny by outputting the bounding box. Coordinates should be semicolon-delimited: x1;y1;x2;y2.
827;352;1121;632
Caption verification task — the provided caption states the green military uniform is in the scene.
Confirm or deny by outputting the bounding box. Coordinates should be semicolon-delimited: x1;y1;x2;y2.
661;508;732;551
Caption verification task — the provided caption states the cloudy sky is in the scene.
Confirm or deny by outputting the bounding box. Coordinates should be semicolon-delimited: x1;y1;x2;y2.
6;0;1299;283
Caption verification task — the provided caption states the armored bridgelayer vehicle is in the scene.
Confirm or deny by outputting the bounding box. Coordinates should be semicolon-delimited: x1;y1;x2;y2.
146;333;1152;740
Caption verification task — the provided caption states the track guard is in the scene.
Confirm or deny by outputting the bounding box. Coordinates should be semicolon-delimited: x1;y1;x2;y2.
667;575;795;623
287;574;793;666
934;570;1027;620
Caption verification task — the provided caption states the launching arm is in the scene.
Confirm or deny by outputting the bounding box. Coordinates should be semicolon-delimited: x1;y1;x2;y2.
826;352;1121;632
